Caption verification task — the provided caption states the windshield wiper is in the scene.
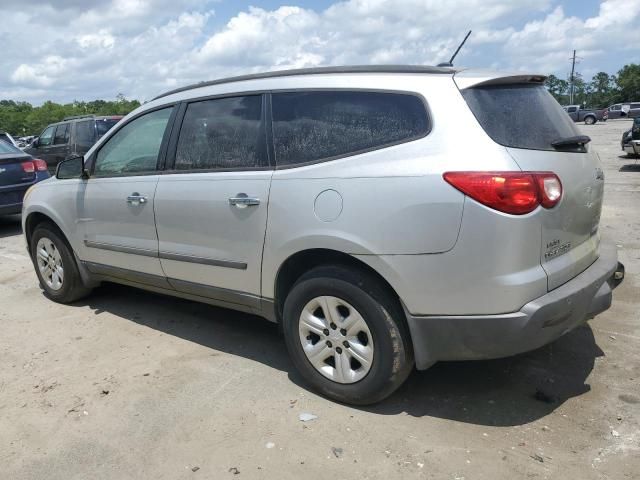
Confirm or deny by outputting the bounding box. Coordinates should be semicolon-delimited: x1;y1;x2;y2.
551;135;591;149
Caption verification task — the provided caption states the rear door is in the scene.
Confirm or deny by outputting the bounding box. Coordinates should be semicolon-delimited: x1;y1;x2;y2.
459;81;605;290
154;94;272;299
78;107;175;278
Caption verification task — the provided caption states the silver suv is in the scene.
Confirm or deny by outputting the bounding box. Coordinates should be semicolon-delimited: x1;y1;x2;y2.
22;66;624;405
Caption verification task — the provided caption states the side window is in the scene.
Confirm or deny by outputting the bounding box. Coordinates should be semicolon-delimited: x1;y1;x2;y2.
272;91;430;166
174;95;266;170
39;126;55;146
611;105;621;111
567;106;577;113
94;107;173;177
631;103;640;109
76;120;95;150
53;123;70;145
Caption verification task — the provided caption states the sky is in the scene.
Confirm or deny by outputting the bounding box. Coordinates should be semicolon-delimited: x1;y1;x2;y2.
1;0;639;105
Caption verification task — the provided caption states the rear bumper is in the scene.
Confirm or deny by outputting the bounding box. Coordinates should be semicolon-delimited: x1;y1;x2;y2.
406;243;623;369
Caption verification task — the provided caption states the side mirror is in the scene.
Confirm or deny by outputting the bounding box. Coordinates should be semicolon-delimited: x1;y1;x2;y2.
56;155;89;180
32;137;39;148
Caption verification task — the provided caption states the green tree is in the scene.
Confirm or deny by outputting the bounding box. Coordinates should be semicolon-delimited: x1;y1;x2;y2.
0;96;141;136
616;64;640;102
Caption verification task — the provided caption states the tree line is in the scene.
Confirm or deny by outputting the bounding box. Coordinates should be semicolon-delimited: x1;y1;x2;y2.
0;94;141;137
2;64;639;137
545;63;640;108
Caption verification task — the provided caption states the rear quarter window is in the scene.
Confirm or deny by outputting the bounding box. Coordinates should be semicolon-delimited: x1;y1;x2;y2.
461;84;582;151
272;90;430;167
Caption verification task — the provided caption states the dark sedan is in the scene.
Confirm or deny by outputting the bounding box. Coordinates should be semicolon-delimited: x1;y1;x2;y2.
0;140;50;215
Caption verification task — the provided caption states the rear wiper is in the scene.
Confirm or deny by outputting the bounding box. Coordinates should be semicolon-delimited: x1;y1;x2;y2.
551;135;591;149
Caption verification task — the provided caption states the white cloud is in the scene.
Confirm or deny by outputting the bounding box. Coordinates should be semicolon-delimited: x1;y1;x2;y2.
1;0;639;104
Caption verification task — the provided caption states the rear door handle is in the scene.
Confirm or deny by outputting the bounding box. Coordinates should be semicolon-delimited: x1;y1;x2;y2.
229;193;260;208
127;192;148;205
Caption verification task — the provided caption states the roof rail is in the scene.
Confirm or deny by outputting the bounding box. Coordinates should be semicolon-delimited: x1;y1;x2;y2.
62;114;96;121
153;64;457;101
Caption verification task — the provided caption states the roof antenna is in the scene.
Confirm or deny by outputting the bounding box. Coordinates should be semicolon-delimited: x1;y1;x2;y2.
438;30;471;67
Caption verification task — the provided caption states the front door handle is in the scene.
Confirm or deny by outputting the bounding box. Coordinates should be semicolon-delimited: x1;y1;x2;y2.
229;193;260;208
127;192;148;205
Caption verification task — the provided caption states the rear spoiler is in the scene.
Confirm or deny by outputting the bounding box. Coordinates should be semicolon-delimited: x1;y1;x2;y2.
454;70;547;90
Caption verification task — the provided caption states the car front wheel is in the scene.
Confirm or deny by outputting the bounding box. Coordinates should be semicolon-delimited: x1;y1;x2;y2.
30;223;92;303
282;265;414;405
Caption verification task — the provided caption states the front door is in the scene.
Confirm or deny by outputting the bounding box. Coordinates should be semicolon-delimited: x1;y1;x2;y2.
28;125;56;168
77;107;175;280
49;123;71;168
154;94;272;299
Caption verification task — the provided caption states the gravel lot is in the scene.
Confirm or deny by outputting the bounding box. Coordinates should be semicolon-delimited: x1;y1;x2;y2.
1;119;638;480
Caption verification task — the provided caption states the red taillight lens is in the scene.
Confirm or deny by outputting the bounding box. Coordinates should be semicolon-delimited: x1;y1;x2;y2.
21;161;35;173
443;171;562;215
33;159;48;171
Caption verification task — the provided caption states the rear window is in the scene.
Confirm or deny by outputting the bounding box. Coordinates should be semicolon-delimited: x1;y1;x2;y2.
0;137;21;154
272;91;429;166
462;84;582;151
96;118;120;138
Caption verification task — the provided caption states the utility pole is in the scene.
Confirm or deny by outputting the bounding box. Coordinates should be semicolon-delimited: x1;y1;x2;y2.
569;50;576;105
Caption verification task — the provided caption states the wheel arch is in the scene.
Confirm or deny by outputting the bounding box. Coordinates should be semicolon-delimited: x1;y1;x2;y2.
273;248;404;324
24;210;69;255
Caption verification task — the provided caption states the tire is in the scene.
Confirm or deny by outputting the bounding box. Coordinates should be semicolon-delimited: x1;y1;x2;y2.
584;116;596;125
30;222;92;303
282;265;414;405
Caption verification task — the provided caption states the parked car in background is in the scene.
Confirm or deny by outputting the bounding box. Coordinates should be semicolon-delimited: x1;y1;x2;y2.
16;135;36;149
621;117;640;156
0;139;49;215
0;131;19;148
607;102;640;119
562;105;607;124
25;115;122;170
22;66;624;404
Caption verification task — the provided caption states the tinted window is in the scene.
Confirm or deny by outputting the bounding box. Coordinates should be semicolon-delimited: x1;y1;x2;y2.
94;108;172;177
76;120;95;149
96;118;120;138
462;84;582;151
175;95;265;170
631;103;640;109
567;106;577;113
53;123;70;145
0;133;13;147
272;91;429;166
0;138;21;154
39;126;55;146
610;105;621;111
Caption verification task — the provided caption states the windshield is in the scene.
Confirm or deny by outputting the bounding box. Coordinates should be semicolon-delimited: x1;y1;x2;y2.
96;118;120;138
461;84;582;152
0;137;21;154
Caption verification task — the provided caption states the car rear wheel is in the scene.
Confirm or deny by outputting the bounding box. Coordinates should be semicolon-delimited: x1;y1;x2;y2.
282;265;414;405
31;223;92;303
584;116;596;125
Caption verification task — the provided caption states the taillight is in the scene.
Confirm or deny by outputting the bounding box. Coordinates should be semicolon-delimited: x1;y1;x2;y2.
443;171;562;215
21;161;35;173
32;159;48;171
535;174;562;208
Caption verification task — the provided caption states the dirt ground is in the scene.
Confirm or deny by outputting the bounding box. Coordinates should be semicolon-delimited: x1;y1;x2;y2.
1;120;638;480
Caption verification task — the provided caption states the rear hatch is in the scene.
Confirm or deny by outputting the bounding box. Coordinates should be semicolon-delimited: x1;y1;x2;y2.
456;75;604;291
0;141;35;187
